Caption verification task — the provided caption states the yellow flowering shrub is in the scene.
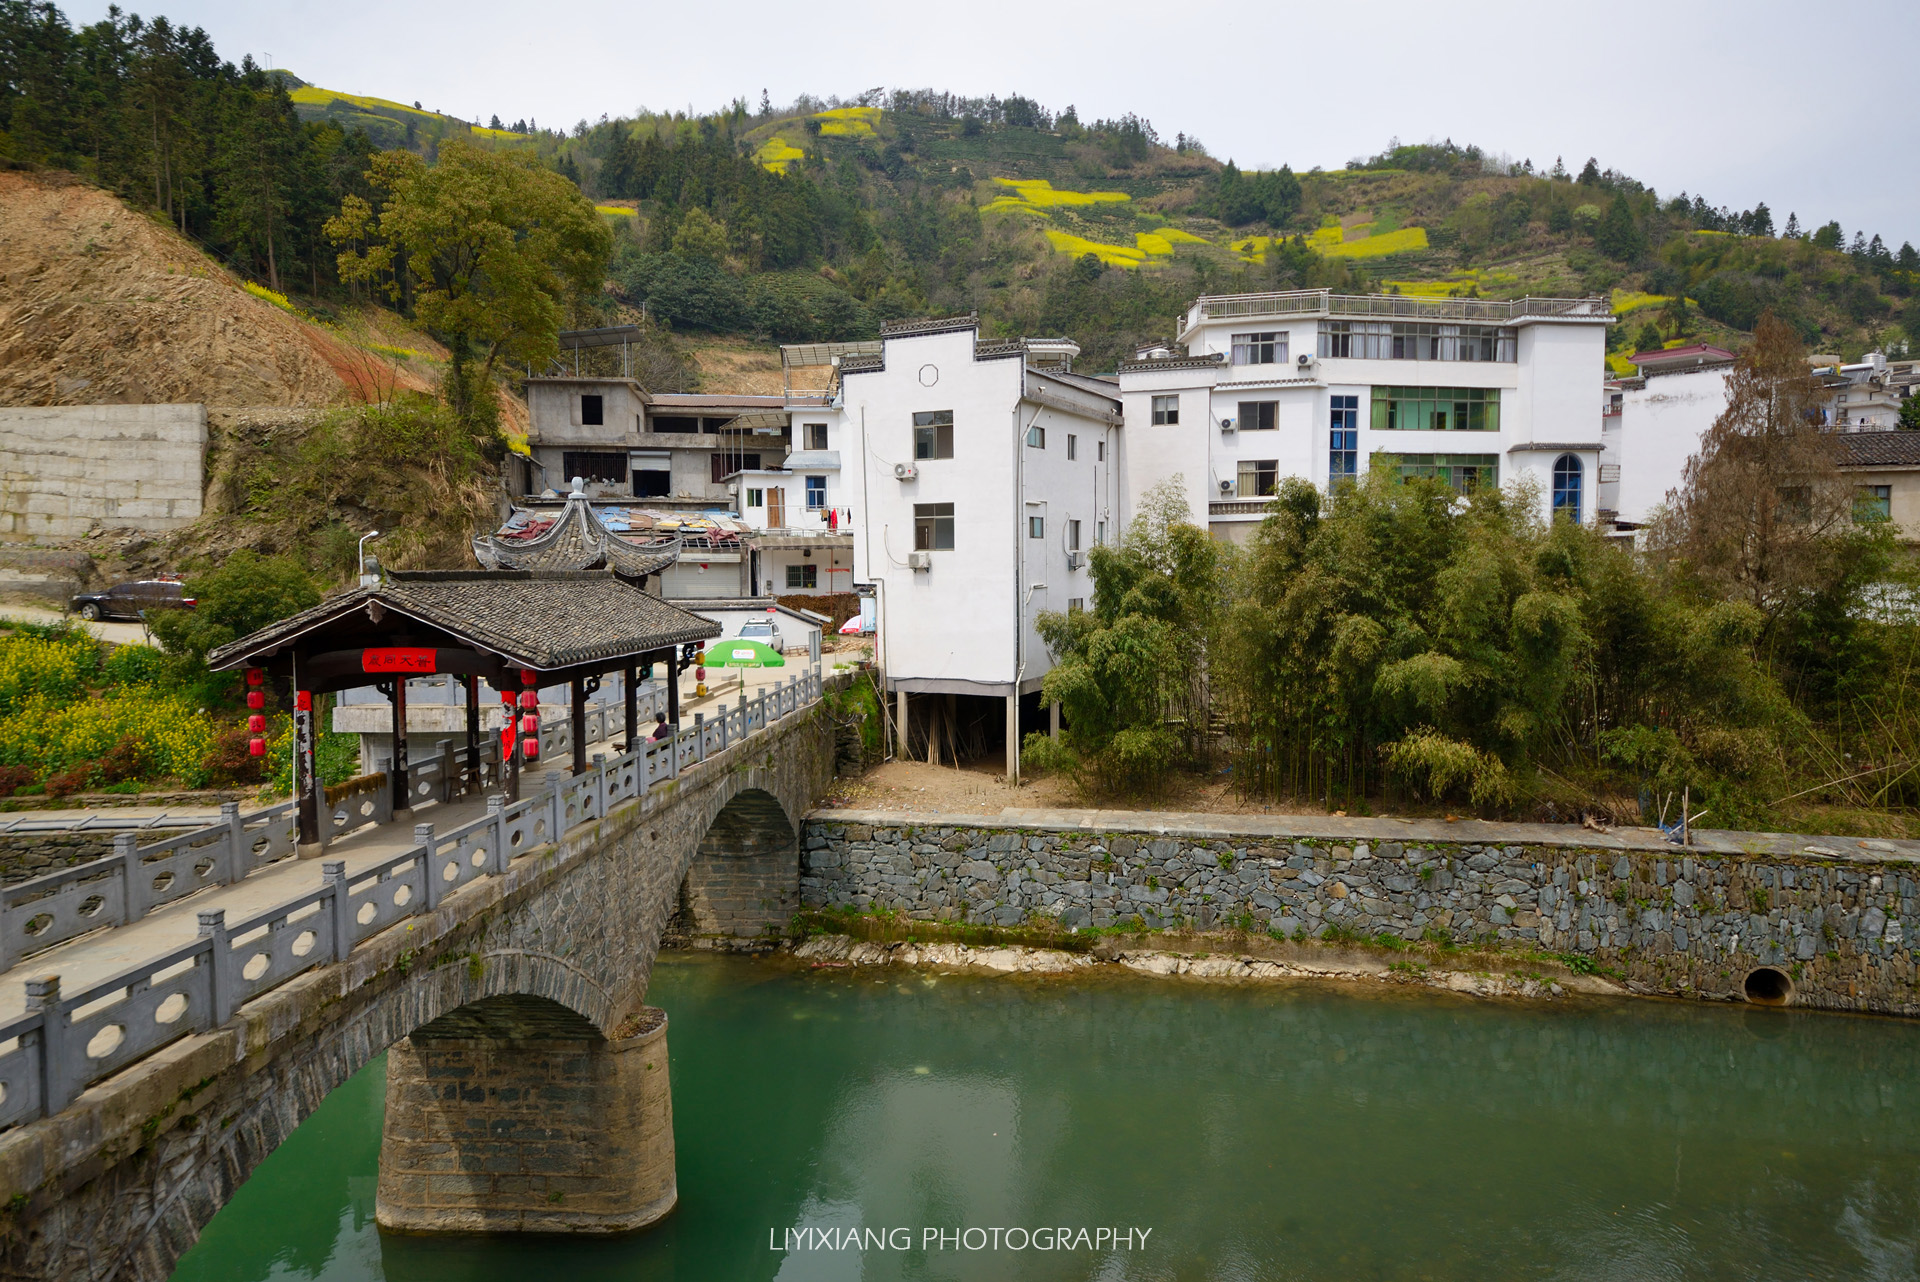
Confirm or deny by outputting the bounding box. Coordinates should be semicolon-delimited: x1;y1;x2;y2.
1610;290;1669;315
0;692;218;787
243;281;297;312
0;630;97;713
594;205;637;218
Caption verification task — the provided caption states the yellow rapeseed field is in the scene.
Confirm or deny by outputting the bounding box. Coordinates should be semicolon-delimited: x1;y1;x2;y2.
756;136;805;172
815;107;881;137
1044;229;1146;268
992;178;1130;208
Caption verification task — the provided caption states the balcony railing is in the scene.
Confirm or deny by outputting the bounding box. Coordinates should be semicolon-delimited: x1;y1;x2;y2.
1187;290;1611;329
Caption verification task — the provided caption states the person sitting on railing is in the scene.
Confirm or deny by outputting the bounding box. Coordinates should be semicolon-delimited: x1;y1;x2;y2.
649;712;672;741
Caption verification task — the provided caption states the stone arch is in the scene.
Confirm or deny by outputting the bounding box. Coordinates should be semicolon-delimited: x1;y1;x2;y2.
678;785;800;939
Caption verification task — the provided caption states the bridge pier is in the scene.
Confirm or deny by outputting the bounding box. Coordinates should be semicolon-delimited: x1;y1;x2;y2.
375;997;675;1235
679;787;800;939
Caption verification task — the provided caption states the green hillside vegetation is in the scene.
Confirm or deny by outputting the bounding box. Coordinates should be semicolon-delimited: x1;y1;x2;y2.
5;5;1916;376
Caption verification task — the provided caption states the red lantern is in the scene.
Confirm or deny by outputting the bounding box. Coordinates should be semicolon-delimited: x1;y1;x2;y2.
518;691;538;710
294;690;312;712
246;690;265;710
520;713;538;736
521;668;538;685
246;668;264;686
248;714;266;733
248;736;266;757
522;736;540;761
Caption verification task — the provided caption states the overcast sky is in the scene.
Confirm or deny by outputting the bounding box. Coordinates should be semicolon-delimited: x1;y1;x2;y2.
66;0;1920;247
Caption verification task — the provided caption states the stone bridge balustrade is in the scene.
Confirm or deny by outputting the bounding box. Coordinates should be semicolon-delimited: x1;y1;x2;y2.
0;669;847;1282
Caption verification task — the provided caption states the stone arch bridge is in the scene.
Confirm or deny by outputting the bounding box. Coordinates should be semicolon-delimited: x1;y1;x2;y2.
0;677;845;1282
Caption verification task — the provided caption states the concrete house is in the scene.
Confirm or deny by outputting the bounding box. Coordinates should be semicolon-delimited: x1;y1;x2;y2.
1116;290;1615;539
1609;344;1738;526
834;316;1121;776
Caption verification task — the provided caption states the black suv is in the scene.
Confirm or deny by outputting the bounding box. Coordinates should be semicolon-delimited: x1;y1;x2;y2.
68;580;194;622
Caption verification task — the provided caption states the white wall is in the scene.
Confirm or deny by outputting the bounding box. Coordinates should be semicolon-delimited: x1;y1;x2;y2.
0;404;206;539
844;330;1117;693
1616;366;1730;524
1118;368;1215;531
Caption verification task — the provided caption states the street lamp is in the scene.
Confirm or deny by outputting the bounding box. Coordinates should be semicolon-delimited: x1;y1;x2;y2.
358;530;382;586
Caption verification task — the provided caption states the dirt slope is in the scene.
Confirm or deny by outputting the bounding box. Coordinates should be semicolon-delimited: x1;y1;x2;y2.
0;171;435;407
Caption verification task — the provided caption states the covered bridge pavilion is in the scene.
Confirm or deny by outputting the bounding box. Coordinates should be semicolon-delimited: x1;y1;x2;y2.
207;569;720;845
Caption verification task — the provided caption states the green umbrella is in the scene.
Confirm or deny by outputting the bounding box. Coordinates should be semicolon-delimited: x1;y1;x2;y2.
706;639;786;667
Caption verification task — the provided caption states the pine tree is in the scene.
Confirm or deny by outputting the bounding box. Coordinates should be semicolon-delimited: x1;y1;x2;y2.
1577;156;1601;185
1595;193;1644;260
1784;212;1801;238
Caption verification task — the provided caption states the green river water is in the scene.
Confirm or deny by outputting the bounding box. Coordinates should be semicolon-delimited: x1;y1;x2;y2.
172;953;1920;1282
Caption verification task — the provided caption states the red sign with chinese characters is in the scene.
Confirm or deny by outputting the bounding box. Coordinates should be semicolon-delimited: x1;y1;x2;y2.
361;648;437;673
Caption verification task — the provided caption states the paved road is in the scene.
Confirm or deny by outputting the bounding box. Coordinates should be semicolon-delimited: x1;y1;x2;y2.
0;605;150;646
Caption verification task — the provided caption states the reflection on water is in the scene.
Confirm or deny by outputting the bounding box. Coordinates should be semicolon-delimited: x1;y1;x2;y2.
174;956;1920;1282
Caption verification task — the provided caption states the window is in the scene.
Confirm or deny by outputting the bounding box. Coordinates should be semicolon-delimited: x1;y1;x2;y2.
1857;484;1893;522
1151;395;1180;425
1320;321;1516;363
914;503;955;550
1026;424;1046;448
1551;454;1583;522
913;411;953;460
1068;434;1078;460
1028;515;1045;539
1329;395;1358;486
651;414;700;434
1236;459;1279;498
805;476;827;510
786;564;818;589
580;394;603;426
1371;387;1501;432
1231;331;1285;365
1097;440;1106;462
1068;519;1081;550
746;488;763;508
1067;598;1085;614
1237;400;1278;431
562;451;626;483
1376;453;1499;494
1096;520;1107;545
803;422;829;450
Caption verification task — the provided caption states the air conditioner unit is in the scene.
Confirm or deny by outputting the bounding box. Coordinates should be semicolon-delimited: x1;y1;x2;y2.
1218;417;1235;433
1219;479;1234;494
893;462;917;481
1296;353;1315;369
907;550;932;571
1066;551;1083;570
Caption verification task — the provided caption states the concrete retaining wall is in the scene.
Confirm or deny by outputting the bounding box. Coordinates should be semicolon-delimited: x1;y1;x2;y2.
801;811;1920;1016
0;404;206;540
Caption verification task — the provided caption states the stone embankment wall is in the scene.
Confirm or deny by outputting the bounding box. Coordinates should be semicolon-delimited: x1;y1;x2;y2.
0;404;206;540
0;829;188;885
801;812;1920;1016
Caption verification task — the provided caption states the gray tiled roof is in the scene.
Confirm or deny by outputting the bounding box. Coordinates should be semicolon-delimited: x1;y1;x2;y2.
473;494;682;578
1836;431;1920;468
206;570;719;673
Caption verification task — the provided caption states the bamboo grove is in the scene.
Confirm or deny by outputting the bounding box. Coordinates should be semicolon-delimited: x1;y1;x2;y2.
1031;318;1920;836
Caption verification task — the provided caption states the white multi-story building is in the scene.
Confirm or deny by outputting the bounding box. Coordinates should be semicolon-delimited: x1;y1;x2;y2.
1116;290;1614;539
810;316;1119;776
1609;344;1738;526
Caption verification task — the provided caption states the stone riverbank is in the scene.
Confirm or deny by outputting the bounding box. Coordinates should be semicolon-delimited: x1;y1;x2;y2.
800;808;1920;1016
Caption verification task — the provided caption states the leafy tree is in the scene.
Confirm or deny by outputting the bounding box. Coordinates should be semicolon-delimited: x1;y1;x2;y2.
328;139;611;423
1595;192;1644;260
1577;156;1601;185
1634;321;1662;352
148;551;319;676
670;206;729;261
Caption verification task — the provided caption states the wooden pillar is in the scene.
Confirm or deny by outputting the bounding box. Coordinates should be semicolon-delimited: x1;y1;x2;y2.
294;649;320;850
666;649;681;726
391;677;411;817
1049;700;1061;741
571;675;587;777
623;662;637;750
464;675;480;795
897;689;909;762
504;685;520;805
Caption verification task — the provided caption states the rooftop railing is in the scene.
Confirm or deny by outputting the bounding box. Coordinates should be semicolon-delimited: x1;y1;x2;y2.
0;668;822;1130
1185;290;1611;328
